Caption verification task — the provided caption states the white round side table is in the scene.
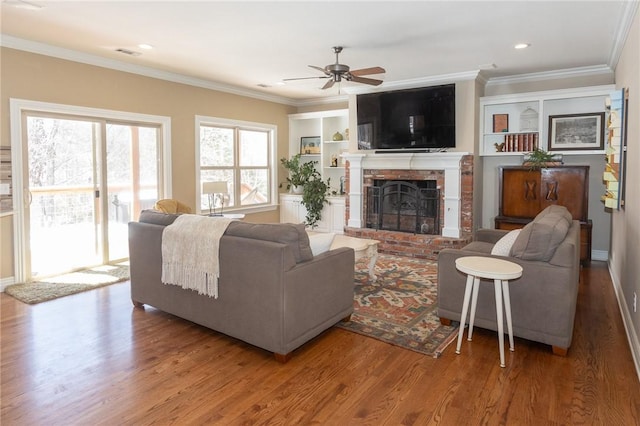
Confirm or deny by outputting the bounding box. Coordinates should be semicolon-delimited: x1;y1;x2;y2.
454;256;523;368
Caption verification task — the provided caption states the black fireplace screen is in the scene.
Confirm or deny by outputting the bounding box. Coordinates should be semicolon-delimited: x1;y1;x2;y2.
366;180;440;234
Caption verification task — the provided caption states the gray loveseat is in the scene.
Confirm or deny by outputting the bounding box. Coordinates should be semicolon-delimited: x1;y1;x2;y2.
437;205;580;355
128;210;355;362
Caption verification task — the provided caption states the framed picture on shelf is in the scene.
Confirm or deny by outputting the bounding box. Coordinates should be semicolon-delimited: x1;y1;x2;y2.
300;136;321;155
493;114;509;133
548;112;605;151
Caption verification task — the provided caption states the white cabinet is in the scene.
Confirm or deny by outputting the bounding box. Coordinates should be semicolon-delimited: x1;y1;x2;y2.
480;85;614;156
288;109;349;194
279;194;345;234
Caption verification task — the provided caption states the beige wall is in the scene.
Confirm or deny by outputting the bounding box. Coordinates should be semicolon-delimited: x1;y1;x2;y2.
0;47;296;279
611;7;640;371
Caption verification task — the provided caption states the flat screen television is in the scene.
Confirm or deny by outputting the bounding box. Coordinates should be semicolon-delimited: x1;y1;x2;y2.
356;84;455;151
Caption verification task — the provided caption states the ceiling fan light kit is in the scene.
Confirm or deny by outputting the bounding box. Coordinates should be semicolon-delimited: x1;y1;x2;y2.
285;46;385;90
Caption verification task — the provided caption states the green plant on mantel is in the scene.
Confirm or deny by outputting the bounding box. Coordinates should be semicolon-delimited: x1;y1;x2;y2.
523;148;562;170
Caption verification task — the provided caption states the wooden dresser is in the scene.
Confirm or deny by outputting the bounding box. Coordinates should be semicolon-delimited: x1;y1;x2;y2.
494;166;592;264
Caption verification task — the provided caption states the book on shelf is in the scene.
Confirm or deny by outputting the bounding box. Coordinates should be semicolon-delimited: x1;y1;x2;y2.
502;132;538;152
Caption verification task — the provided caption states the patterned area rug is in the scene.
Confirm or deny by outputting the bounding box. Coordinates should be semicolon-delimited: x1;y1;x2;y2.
337;254;459;357
5;263;130;305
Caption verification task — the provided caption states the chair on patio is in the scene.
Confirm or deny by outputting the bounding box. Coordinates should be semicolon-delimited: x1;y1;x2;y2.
153;199;192;214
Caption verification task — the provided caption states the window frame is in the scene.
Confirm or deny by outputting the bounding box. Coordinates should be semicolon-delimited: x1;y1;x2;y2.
195;115;277;215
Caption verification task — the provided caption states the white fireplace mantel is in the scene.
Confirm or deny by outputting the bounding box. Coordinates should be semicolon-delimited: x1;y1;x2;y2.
343;151;470;238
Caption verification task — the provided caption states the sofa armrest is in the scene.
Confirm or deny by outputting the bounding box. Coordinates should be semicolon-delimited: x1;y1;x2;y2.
437;244;580;349
474;228;509;244
282;247;355;352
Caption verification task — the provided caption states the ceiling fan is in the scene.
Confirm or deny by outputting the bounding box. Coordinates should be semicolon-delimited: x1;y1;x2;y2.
284;46;385;90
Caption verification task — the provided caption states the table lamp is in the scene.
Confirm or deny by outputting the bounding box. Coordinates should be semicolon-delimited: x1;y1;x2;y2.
202;181;228;216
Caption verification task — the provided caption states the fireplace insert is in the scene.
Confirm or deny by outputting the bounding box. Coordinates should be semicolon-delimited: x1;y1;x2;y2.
365;180;439;234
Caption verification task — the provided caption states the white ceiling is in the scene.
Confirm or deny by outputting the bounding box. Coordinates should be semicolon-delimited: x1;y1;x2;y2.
1;1;637;105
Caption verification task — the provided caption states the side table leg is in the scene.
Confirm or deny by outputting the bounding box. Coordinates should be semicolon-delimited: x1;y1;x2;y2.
494;279;506;368
456;274;475;355
368;250;378;282
502;280;515;352
467;277;481;341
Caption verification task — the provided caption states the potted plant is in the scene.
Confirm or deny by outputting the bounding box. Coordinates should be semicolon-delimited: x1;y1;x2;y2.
280;154;316;194
280;154;330;228
523;148;563;170
302;175;330;228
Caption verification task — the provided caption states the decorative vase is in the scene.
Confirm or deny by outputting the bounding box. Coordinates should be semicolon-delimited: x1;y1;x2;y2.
290;185;304;194
332;131;343;141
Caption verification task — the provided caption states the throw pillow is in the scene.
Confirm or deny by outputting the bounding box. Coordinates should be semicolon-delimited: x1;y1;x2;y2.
308;232;336;256
491;229;521;256
511;216;570;261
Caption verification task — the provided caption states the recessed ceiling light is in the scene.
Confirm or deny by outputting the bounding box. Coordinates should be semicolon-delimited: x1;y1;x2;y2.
515;43;531;49
138;44;153;50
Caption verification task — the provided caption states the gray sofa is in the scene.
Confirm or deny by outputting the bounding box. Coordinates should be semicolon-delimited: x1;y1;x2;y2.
437;205;581;355
128;210;355;362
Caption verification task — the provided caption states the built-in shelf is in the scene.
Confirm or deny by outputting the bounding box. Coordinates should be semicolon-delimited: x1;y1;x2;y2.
288;109;349;194
479;85;614;156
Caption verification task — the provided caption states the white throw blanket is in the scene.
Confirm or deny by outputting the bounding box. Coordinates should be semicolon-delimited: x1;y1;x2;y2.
161;215;235;298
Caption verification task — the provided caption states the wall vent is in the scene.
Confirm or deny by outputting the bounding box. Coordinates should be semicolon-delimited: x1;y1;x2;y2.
115;48;141;57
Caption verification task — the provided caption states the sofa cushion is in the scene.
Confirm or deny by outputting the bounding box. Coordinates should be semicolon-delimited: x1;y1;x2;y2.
535;204;573;224
511;214;570;261
462;241;495;254
139;209;181;226
308;232;336;256
225;222;313;263
491;229;521;256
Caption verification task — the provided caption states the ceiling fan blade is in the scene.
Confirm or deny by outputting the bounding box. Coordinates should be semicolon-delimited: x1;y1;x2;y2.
282;76;330;82
321;79;335;90
308;65;330;75
350;66;386;76
350;76;383;86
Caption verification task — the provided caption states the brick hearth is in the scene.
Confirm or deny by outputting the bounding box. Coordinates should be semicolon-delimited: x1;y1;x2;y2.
342;153;474;261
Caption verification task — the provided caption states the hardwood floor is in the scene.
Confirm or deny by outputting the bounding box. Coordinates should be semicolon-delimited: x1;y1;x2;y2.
2;261;639;425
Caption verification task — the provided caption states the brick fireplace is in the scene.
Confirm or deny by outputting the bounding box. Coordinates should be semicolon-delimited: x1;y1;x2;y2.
343;152;474;260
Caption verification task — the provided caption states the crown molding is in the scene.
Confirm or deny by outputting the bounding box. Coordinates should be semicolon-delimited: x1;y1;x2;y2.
485;64;614;87
344;70;480;96
292;93;349;108
608;0;639;68
0;35;302;106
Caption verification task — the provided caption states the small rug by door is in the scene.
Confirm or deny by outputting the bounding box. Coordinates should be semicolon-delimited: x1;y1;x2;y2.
337;254;458;358
5;263;130;305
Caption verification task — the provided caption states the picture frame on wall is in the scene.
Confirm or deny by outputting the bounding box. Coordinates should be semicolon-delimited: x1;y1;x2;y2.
548;112;605;151
300;136;321;155
493;114;509;133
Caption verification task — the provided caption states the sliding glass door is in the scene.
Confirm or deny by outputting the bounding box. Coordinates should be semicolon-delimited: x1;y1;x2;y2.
23;113;161;280
105;123;159;262
26;115;102;278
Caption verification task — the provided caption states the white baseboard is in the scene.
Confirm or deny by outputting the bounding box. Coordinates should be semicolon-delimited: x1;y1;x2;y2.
608;261;640;382
1;276;15;292
592;250;608;261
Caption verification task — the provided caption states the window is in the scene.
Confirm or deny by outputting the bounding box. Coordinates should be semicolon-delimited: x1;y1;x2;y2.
196;116;276;214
